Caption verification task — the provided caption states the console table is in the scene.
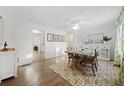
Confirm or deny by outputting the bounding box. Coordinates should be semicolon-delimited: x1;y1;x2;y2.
0;48;17;83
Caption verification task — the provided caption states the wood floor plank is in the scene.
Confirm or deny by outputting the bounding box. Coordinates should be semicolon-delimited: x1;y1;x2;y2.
0;55;71;86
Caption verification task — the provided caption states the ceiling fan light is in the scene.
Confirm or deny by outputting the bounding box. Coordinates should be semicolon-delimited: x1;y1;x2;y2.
72;23;79;30
32;29;41;34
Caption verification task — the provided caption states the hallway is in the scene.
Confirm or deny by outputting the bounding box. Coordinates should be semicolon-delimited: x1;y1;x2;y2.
32;51;45;62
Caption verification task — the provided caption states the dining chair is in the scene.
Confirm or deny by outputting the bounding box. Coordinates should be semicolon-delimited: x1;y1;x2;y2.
82;49;98;76
70;53;82;70
67;53;73;66
94;49;98;66
66;46;77;66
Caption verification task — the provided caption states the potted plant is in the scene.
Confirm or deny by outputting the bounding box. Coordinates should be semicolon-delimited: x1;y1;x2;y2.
103;36;112;47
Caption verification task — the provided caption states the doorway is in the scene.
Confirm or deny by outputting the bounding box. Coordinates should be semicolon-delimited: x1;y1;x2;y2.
66;33;73;47
32;29;45;62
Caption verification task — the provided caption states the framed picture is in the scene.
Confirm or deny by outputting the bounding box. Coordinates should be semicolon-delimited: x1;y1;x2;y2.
47;33;66;42
87;33;104;44
53;34;59;42
47;33;53;42
58;35;63;42
62;36;66;42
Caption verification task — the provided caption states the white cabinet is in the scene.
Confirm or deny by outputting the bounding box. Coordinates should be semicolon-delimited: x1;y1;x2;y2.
0;49;17;83
98;46;110;61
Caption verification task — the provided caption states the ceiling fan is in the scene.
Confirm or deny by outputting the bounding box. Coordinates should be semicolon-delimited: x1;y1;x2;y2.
64;15;87;30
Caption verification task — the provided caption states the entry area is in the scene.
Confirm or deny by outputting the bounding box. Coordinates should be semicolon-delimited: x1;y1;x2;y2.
32;29;45;62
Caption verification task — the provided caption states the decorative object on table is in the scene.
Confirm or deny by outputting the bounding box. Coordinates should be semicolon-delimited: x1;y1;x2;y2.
3;41;8;50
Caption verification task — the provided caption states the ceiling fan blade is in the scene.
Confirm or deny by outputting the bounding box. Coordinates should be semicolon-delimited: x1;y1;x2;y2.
64;22;73;26
78;21;87;25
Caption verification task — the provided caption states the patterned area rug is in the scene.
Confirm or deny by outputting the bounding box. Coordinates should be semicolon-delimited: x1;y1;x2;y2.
49;60;120;86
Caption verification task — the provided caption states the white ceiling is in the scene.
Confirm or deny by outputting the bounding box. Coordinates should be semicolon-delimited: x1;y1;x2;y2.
0;6;122;31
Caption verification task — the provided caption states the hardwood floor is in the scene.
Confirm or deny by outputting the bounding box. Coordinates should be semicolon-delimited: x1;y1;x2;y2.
32;51;45;62
0;55;71;86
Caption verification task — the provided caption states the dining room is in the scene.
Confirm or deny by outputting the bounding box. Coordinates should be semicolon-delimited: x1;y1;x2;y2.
0;6;123;86
0;0;124;93
50;42;119;86
49;6;122;85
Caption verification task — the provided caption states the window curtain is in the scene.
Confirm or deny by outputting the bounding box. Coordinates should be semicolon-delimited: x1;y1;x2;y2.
120;23;124;85
114;22;123;66
114;7;124;85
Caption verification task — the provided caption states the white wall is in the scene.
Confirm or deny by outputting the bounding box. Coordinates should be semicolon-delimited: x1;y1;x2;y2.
45;31;67;59
3;16;33;66
0;13;116;65
0;14;67;66
0;17;4;47
75;24;116;60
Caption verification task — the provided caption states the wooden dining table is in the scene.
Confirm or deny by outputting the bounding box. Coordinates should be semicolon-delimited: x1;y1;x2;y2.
65;50;93;56
65;50;94;73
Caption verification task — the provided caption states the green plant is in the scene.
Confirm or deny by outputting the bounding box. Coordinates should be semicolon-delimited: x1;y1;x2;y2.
103;36;112;42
